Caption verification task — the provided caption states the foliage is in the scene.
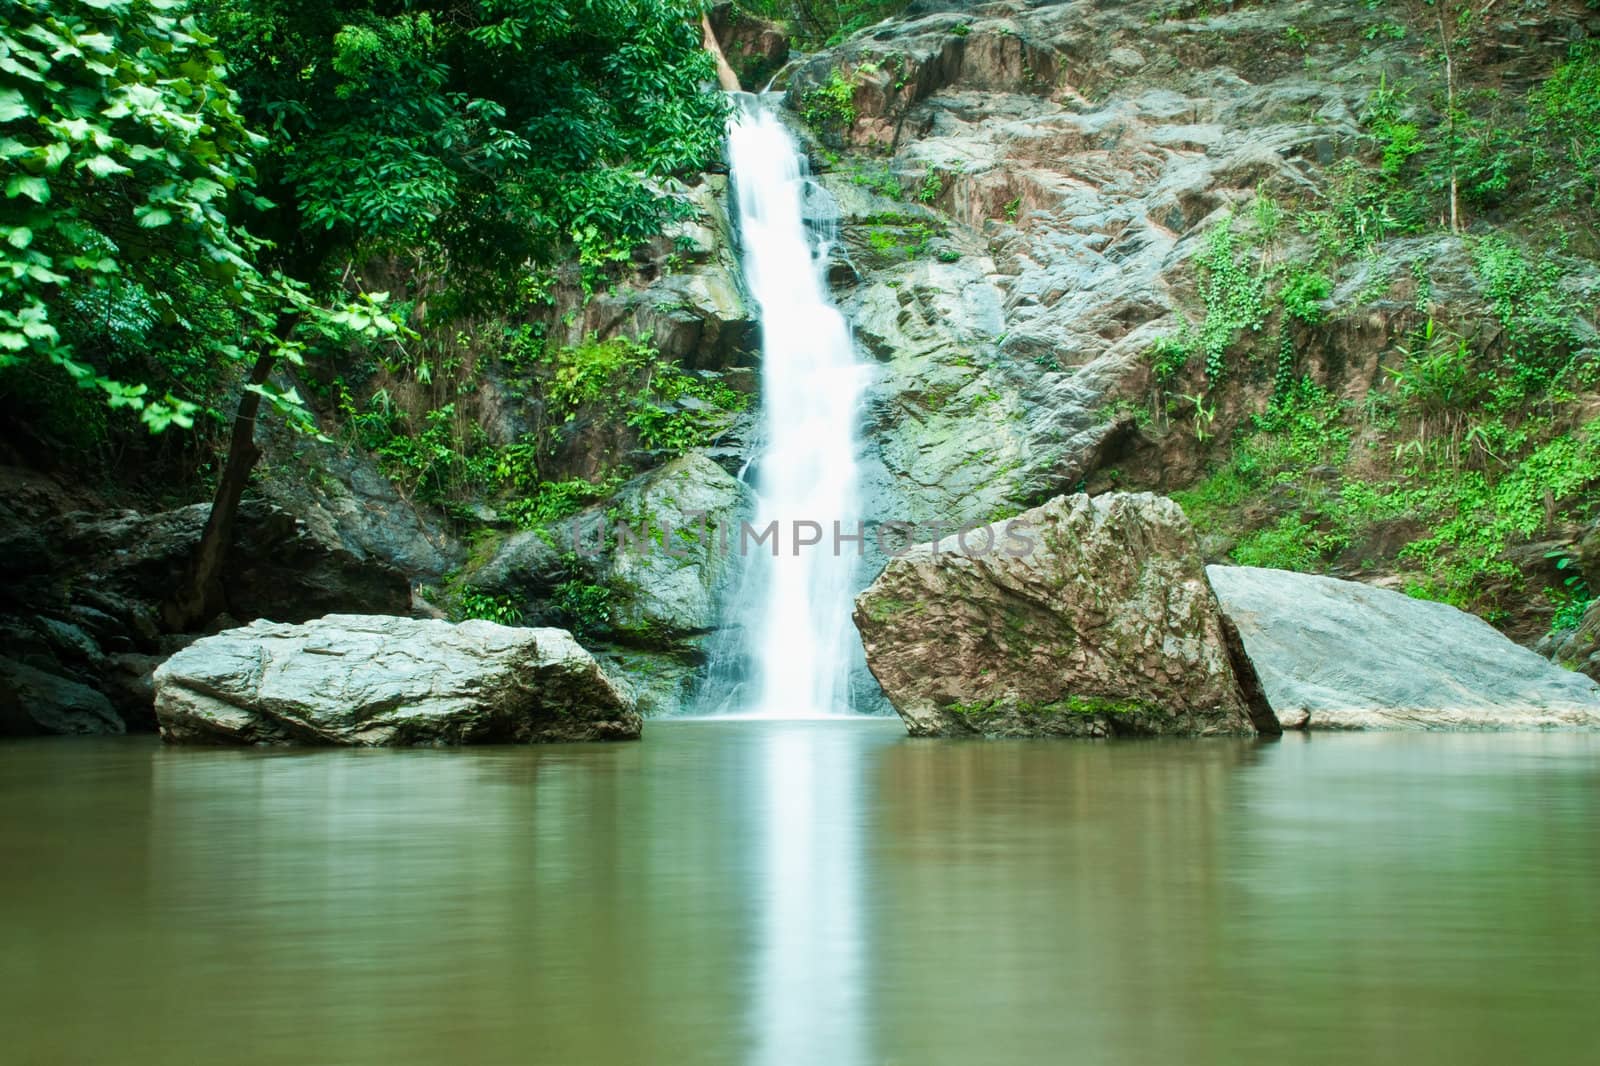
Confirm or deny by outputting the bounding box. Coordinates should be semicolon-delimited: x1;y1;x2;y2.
1532;40;1600;209
543;335;658;419
858;213;941;261
799;67;857;139
1280;268;1331;324
850;163;901;199
1546;549;1593;633
1472;236;1582;389
1382;318;1482;466
541;334;746;457
549;554;612;638
736;2;911;48
1148;331;1191;386
1233;515;1348;571
1365;76;1423;179
2;0;277;429
1194;213;1267;385
1180;360;1600;617
201;0;727;295
454;589;524;626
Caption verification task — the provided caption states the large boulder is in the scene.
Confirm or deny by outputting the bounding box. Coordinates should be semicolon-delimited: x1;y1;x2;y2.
1208;565;1600;730
154;614;640;745
853;493;1275;737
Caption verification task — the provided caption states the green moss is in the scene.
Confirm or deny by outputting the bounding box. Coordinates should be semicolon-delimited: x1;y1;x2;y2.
863;596;924;624
1052;695;1153;716
947;695;1152;719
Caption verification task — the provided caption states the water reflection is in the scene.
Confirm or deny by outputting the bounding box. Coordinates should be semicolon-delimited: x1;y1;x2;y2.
868;737;1263;1065
750;723;867;1066
2;729;1599;1065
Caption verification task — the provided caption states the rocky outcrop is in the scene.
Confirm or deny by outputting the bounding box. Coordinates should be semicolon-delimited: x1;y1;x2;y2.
0;656;124;736
0;466;416;735
573;176;758;374
23;499;412;627
462;452;755;715
1208;565;1600;730
774;0;1600;656
853;492;1276;737
1540;599;1600;682
257;419;462;583
154;614;641;745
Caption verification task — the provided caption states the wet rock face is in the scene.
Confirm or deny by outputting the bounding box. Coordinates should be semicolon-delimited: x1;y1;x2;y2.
1209;565;1600;730
0;474;415;735
853;492;1271;737
51;501;412;625
461;453;756;716
794;1;1379;565
154;615;641;746
0;656;123;736
256;420;462;584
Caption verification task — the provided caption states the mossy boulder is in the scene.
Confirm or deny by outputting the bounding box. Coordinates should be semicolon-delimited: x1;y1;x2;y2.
853;492;1277;738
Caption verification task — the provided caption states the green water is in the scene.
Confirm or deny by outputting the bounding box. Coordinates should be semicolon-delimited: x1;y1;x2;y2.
2;723;1596;1065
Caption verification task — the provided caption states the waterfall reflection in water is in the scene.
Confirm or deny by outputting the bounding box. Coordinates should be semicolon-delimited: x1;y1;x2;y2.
2;727;1599;1065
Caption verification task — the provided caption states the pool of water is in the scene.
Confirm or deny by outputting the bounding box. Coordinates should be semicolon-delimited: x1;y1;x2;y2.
2;722;1597;1065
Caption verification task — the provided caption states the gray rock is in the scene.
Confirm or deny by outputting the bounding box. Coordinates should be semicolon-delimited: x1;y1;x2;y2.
461;453;756;718
601;453;757;639
1539;598;1600;683
154;614;641;746
1208;565;1600;730
468;452;756;645
257;421;462;583
853;493;1275;737
56;500;412;624
0;656;125;736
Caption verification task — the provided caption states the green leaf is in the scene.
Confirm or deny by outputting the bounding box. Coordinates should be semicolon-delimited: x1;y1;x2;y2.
5;227;33;249
5;175;49;203
83;154;131;177
0;88;28;123
136;206;173;228
25;263;67;284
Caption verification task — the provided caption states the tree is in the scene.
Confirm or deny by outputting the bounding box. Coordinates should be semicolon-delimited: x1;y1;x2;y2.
1;0;273;430
7;0;728;630
200;0;727;291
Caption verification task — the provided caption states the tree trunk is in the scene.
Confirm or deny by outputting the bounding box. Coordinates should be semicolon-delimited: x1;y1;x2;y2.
701;14;741;92
163;332;287;631
1439;11;1461;234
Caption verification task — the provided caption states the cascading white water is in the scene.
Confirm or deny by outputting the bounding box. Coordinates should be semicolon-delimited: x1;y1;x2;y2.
726;96;867;717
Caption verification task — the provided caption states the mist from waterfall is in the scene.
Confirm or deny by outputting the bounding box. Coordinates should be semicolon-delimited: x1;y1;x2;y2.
717;94;868;718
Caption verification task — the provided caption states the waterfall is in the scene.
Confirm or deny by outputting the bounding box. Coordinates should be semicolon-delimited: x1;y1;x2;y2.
720;95;868;717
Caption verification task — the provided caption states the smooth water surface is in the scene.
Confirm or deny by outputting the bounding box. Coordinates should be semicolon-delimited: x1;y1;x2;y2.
3;724;1598;1065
